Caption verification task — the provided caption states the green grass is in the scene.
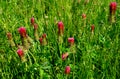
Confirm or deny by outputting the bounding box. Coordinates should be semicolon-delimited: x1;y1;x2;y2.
0;0;120;79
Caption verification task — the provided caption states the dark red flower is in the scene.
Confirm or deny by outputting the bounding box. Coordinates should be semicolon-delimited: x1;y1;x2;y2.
17;49;24;58
31;17;35;25
18;27;27;38
58;21;64;35
42;33;47;38
110;2;117;15
91;25;95;32
62;53;69;60
68;37;74;45
65;66;70;74
39;37;43;44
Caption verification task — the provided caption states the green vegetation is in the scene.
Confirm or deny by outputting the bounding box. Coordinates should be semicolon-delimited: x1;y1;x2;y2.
0;0;120;79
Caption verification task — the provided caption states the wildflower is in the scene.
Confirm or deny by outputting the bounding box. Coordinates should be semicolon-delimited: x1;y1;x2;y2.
17;49;24;58
42;33;47;38
68;37;74;46
18;27;31;49
91;25;95;32
110;2;117;15
39;37;43;44
62;52;69;60
58;21;64;35
18;27;27;38
109;2;117;23
39;33;47;45
31;17;35;25
65;66;70;74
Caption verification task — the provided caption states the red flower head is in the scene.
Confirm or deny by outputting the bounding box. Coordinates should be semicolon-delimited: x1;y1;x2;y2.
31;17;35;25
65;66;70;74
17;49;24;58
39;37;43;44
42;33;47;39
82;14;86;19
68;37;74;45
58;21;64;35
110;2;117;15
7;32;12;40
18;27;27;38
62;53;69;60
33;23;38;30
91;25;95;32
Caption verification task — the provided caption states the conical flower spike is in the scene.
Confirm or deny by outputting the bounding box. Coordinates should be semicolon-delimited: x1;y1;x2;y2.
18;27;30;49
17;49;26;62
109;2;117;23
31;17;35;25
58;21;64;36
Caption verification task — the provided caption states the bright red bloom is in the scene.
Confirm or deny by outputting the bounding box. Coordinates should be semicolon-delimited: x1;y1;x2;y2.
18;27;27;38
91;25;95;32
58;21;64;35
68;37;74;45
7;32;12;40
31;17;35;25
33;23;38;30
42;33;47;38
110;2;117;14
17;49;24;58
62;53;69;60
82;14;86;19
65;66;70;74
39;37;43;44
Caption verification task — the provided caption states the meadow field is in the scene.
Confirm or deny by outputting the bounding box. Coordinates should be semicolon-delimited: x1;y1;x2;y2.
0;0;120;79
